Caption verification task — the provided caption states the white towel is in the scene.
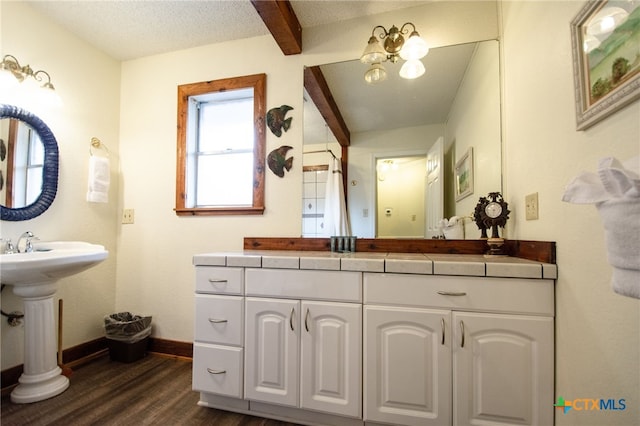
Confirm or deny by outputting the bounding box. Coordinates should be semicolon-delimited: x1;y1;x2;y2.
563;156;640;299
87;156;110;203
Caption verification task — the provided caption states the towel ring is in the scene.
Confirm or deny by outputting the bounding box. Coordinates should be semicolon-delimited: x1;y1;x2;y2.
89;137;110;157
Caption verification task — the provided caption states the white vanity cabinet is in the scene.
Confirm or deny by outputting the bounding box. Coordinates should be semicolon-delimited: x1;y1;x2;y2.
364;273;555;426
192;252;556;426
244;268;362;418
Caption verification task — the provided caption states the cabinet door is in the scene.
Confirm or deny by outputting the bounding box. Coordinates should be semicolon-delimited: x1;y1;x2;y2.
453;312;554;426
244;297;299;407
300;301;362;418
364;306;451;426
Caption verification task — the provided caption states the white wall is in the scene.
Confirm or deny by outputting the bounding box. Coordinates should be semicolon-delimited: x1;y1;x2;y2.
1;1;121;369
500;2;639;425
115;1;498;342
445;40;502;221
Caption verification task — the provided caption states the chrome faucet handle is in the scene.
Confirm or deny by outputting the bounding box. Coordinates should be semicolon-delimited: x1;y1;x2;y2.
3;238;16;254
25;237;39;253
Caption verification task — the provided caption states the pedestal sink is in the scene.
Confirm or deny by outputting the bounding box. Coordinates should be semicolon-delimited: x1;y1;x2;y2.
0;241;108;403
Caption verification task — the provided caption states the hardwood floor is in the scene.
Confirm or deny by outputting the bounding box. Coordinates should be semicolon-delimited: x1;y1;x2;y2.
1;354;300;426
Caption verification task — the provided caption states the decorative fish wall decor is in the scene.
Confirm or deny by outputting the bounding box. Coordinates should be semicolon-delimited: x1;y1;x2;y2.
268;145;294;178
266;105;293;137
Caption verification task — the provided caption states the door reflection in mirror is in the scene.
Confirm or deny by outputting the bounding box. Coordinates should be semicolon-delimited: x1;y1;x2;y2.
1;118;44;208
375;154;427;238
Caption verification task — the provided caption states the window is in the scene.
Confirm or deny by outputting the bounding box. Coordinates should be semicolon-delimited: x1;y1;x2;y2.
176;74;266;216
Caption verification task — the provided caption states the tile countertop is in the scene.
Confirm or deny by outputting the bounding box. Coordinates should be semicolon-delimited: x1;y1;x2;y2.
193;251;558;280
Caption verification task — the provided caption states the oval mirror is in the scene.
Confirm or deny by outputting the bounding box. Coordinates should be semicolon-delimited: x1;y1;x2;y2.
0;104;59;221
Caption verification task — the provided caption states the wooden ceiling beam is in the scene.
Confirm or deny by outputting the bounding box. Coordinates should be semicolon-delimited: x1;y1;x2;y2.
303;66;350;147
250;0;302;55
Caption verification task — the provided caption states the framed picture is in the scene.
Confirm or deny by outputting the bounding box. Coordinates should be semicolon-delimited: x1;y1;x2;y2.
455;147;473;201
571;0;640;130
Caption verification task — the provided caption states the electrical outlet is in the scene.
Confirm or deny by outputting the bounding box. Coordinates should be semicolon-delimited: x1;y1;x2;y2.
122;208;135;224
525;193;539;220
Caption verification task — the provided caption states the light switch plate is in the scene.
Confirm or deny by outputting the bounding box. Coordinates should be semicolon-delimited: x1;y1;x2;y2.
122;209;135;224
525;193;538;220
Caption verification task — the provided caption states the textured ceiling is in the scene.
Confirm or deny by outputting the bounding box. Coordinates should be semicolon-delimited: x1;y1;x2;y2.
26;0;430;61
24;0;473;144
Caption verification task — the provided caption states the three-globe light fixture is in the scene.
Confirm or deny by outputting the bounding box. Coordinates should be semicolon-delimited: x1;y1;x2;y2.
360;22;429;84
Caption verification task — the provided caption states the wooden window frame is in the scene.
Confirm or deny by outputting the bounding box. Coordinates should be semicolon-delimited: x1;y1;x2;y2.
175;73;266;216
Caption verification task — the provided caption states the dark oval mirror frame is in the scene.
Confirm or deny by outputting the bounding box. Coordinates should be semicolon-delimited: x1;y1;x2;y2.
0;104;59;221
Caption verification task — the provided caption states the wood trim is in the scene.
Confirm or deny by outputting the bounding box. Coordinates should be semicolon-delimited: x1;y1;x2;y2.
304;66;350;147
5;119;18;206
244;237;556;264
175;73;266;216
148;338;193;359
175;207;265;216
250;0;302;55
1;337;193;394
61;337;109;364
303;165;329;172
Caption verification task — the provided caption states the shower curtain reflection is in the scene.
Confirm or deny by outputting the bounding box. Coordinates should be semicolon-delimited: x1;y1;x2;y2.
324;157;351;236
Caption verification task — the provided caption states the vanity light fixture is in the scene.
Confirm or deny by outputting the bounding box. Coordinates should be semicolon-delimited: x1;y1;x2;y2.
0;54;62;108
360;22;429;84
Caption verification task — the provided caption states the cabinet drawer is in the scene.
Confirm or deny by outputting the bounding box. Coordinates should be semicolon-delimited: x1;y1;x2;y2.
364;273;554;315
196;267;243;295
245;268;361;302
192;343;243;398
195;295;243;345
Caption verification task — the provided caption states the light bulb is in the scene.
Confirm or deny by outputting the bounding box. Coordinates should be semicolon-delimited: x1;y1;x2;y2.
399;59;425;80
361;36;387;64
400;32;429;60
364;63;387;84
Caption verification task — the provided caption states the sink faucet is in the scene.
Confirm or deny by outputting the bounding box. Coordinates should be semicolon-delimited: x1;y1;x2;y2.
16;231;35;253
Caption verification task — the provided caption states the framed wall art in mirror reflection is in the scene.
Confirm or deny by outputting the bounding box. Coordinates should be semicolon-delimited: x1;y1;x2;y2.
455;147;473;202
571;0;640;130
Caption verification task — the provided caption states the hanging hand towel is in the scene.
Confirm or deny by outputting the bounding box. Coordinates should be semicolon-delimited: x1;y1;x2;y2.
87;155;110;203
563;156;640;299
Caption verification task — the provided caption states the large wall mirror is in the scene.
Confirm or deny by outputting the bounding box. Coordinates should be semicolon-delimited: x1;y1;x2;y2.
303;39;502;239
0;104;59;221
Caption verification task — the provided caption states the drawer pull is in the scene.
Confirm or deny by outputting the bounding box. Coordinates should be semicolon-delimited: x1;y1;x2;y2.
437;291;467;296
208;318;228;324
207;368;226;375
208;278;228;284
304;308;310;332
289;307;295;331
460;320;465;348
441;318;445;345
